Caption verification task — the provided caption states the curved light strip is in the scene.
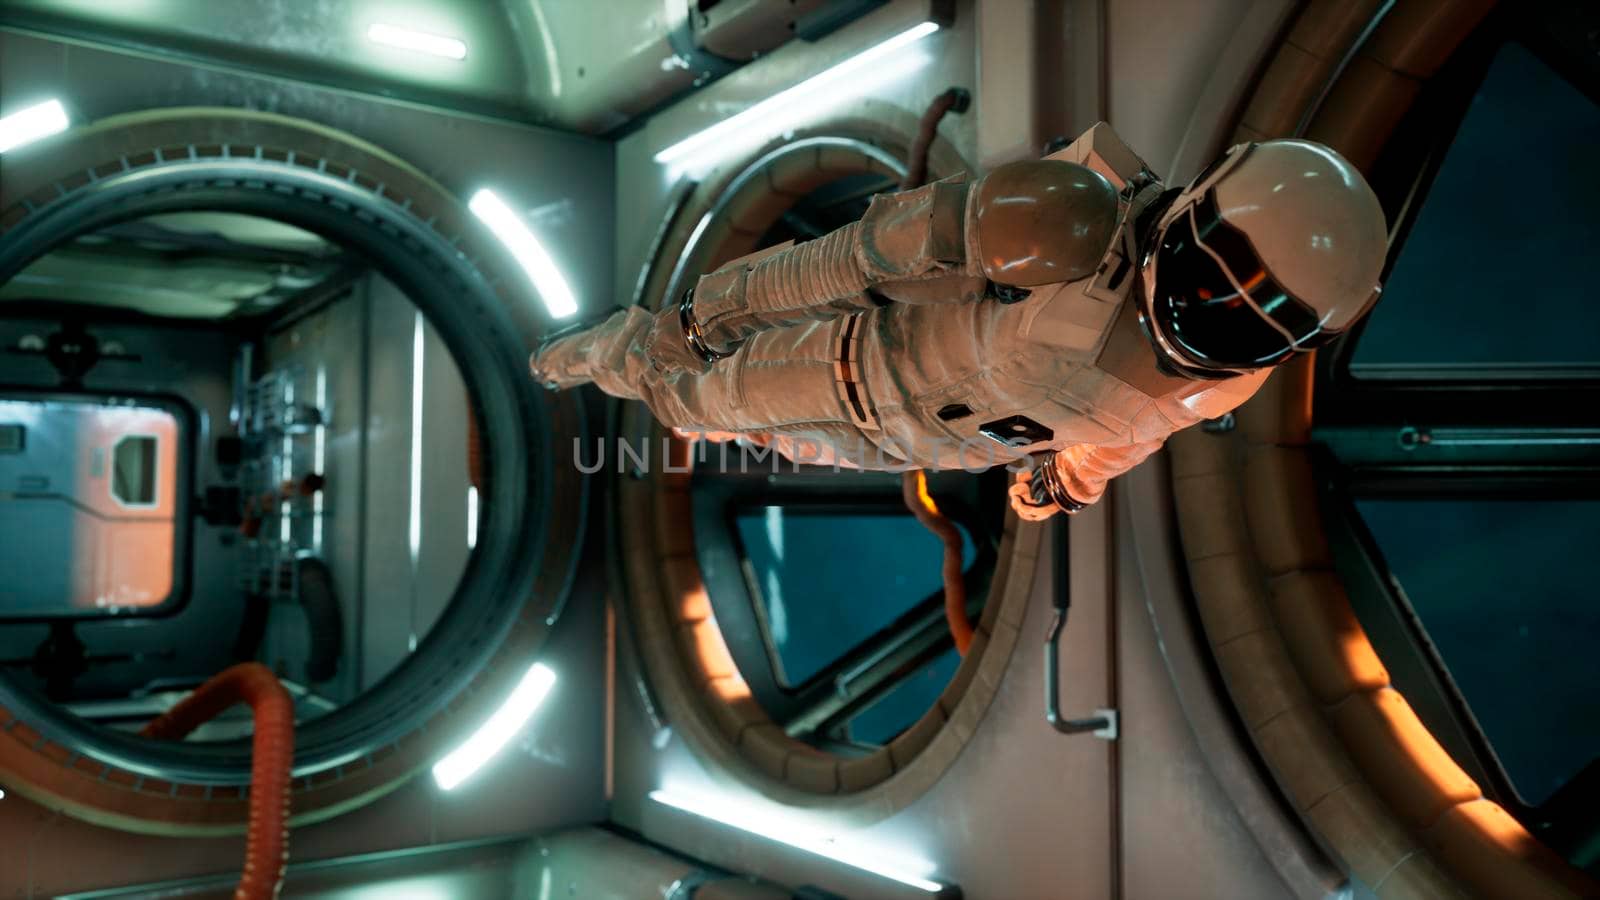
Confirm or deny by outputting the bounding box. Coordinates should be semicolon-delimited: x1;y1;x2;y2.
433;662;556;790
0;99;70;154
367;23;467;61
469;189;579;319
654;21;941;171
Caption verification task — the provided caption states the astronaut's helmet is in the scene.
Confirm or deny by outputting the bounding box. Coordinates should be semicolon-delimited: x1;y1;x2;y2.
1139;139;1387;377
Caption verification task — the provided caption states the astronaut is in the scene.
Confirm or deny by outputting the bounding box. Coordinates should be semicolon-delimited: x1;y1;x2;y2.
531;123;1387;519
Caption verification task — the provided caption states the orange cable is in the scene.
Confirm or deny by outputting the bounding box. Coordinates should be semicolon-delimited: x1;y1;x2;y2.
141;662;293;900
903;470;973;655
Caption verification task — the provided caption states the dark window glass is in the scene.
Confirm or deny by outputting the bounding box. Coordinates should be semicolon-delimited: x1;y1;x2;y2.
849;648;962;745
1355;497;1600;806
735;507;975;687
1351;43;1600;377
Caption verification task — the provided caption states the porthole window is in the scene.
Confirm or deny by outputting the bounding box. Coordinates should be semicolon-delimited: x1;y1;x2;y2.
1314;9;1600;874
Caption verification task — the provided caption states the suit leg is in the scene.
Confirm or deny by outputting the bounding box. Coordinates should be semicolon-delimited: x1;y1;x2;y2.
641;319;883;466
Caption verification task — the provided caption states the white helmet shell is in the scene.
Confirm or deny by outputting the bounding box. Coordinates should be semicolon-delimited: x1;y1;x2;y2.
1139;140;1389;375
1211;139;1388;332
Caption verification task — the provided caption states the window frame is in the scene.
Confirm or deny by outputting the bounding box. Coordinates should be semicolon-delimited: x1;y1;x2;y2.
0;387;196;621
690;457;1001;746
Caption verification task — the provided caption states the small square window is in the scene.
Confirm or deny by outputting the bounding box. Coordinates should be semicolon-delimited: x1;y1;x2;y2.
111;435;159;507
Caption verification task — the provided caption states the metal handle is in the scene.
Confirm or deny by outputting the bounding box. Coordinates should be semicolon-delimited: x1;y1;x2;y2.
1044;609;1117;740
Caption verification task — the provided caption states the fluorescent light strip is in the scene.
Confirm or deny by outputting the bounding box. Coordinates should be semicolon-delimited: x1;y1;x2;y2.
0;99;69;154
367;23;467;60
313;366;326;553
654;21;940;168
433;662;556;790
466;485;479;549
280;375;293;545
649;789;945;893
469;189;579;319
408;311;425;562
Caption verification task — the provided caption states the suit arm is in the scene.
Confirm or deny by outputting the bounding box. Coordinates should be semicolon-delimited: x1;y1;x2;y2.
1011;369;1275;520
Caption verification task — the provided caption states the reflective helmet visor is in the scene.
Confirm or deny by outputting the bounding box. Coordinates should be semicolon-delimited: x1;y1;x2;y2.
1150;190;1330;370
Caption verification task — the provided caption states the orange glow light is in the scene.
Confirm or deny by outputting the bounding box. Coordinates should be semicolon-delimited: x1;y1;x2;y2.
913;469;940;516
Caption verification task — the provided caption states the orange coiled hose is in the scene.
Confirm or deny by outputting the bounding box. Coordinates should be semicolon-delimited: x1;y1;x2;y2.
140;662;293;900
903;470;973;655
466;400;484;490
899;86;970;192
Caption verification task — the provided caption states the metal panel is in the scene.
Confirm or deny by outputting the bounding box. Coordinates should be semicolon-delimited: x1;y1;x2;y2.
415;312;472;640
1115;467;1334;898
359;278;424;686
1106;0;1268;178
0;0;881;134
53;829;793;899
0;0;542;125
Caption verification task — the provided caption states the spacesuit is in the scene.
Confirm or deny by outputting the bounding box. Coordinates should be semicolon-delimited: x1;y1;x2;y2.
531;123;1387;518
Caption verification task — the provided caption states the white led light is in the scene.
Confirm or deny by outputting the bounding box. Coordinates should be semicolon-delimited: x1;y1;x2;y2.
654;21;940;170
649;789;945;893
0;99;70;154
466;485;479;549
408;311;425;562
367;23;467;60
468;189;579;319
433;662;556;790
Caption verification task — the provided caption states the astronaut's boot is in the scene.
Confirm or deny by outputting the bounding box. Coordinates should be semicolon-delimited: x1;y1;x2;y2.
530;307;630;389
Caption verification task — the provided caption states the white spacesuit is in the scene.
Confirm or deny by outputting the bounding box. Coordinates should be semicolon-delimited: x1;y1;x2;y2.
532;123;1387;518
